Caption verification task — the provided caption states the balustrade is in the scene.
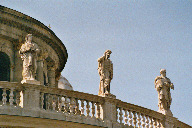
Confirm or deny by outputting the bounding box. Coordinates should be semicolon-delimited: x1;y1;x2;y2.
0;82;191;128
0;82;21;107
38;86;104;123
116;101;165;128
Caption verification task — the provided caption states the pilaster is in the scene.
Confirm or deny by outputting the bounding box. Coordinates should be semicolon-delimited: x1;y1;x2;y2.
47;67;55;88
36;59;44;85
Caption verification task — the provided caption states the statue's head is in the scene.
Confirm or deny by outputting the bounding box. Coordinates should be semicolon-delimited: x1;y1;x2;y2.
160;69;166;77
104;50;112;59
25;34;32;42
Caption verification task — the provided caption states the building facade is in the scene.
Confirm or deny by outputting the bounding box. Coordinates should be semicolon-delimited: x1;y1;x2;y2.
0;5;191;128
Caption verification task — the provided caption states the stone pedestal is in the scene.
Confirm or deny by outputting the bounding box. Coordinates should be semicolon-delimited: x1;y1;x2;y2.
158;109;173;116
104;93;116;99
100;95;117;128
21;79;40;85
22;86;40;117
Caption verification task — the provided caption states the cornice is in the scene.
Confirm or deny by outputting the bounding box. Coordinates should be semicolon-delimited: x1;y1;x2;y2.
0;5;68;72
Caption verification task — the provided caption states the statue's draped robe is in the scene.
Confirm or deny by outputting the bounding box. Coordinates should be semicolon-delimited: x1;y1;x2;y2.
19;42;39;80
98;56;113;95
155;76;172;111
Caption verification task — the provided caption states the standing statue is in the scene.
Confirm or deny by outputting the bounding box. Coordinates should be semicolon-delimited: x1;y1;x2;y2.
154;69;174;116
98;50;113;96
19;34;40;82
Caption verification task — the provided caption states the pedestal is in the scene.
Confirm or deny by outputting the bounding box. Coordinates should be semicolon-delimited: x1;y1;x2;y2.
104;93;116;99
158;109;173;116
21;79;41;85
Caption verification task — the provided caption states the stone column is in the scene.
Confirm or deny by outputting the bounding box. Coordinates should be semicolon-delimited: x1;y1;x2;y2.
10;65;14;82
13;41;23;82
47;67;55;88
36;59;44;85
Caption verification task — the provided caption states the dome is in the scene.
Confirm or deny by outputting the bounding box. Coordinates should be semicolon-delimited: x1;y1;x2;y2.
58;75;73;90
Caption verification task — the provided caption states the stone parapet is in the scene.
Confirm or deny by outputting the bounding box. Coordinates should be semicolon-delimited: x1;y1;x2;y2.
0;81;191;128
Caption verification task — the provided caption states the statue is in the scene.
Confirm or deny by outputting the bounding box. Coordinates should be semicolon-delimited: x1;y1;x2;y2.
19;34;40;83
154;69;174;116
98;50;113;96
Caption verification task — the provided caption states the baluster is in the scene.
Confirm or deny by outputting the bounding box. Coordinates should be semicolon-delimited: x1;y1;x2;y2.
9;88;14;106
157;119;160;128
91;101;95;118
153;118;157;128
133;111;137;127
58;96;61;111
119;107;123;124
96;103;100;118
128;110;132;126
40;92;44;109
86;101;90;117
47;94;50;110
75;98;80;115
124;109;128;126
149;116;153;128
137;112;141;127
80;100;85;116
2;88;7;105
145;115;149;128
116;107;118;121
16;91;21;106
160;120;165;128
141;114;145;128
70;97;75;114
64;96;68;113
52;95;56;111
55;95;59;111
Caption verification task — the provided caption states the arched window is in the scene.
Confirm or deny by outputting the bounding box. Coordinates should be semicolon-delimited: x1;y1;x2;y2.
0;52;10;81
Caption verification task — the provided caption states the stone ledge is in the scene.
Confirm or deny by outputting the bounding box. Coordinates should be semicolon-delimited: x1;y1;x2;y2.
0;114;105;128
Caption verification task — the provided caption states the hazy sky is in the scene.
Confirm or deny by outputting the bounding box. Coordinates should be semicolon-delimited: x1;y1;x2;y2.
1;0;192;126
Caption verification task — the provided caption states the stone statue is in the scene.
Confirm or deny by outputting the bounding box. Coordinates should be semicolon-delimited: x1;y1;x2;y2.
154;69;174;116
98;50;113;96
19;34;40;82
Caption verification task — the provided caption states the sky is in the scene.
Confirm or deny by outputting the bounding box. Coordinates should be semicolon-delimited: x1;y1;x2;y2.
1;0;192;126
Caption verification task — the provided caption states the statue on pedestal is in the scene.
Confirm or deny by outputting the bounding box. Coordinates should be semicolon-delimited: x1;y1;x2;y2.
154;69;174;116
98;50;113;96
19;34;40;84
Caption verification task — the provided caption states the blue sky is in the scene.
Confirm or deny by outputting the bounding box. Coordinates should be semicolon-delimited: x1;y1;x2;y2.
1;0;192;126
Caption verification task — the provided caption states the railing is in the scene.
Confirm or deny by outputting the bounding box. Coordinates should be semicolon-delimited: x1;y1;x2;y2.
0;81;105;127
0;81;21;106
0;81;191;128
115;100;191;128
38;85;105;126
116;100;164;128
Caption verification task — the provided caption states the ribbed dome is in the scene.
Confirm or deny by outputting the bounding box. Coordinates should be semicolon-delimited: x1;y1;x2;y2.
58;75;73;90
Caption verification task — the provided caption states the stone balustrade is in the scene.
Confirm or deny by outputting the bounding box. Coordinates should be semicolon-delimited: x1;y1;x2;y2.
115;99;191;128
0;81;191;128
116;100;164;128
38;84;105;126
